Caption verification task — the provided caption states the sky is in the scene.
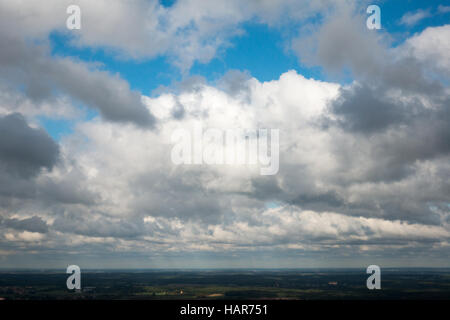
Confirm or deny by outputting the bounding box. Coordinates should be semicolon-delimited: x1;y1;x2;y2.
0;0;449;269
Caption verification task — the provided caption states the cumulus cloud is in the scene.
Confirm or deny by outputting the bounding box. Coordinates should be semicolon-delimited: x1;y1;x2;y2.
292;6;449;209
28;69;447;229
404;25;450;74
0;34;155;127
2;63;449;265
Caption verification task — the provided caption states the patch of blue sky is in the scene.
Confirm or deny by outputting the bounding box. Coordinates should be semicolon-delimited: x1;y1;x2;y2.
49;32;177;96
190;22;324;83
44;0;447;139
37;99;98;141
377;0;450;45
265;201;282;209
159;0;177;8
49;19;326;94
38;116;75;141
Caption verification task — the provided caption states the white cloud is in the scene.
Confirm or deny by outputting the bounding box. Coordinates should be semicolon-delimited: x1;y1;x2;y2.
12;69;441;258
399;9;431;26
404;24;450;73
438;5;450;14
4;231;45;242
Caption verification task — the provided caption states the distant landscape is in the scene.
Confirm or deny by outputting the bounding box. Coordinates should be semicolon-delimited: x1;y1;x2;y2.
1;269;450;300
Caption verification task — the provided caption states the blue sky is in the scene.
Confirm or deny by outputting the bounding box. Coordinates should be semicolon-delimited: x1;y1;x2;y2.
48;0;448;88
41;0;449;140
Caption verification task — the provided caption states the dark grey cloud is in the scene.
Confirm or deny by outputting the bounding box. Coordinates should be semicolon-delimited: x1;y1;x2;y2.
0;113;59;178
290;191;345;210
0;114;99;208
292;8;385;79
38;173;99;206
377;106;450;164
329;85;407;134
1;216;48;233
0;174;37;201
294;5;450;193
52;210;146;239
217;70;252;96
326;86;450;170
380;57;443;96
0;35;155;128
131;169;230;223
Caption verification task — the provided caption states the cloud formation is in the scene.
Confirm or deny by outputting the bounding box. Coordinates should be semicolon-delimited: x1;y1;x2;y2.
0;1;449;268
400;9;431;26
0;34;155;127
